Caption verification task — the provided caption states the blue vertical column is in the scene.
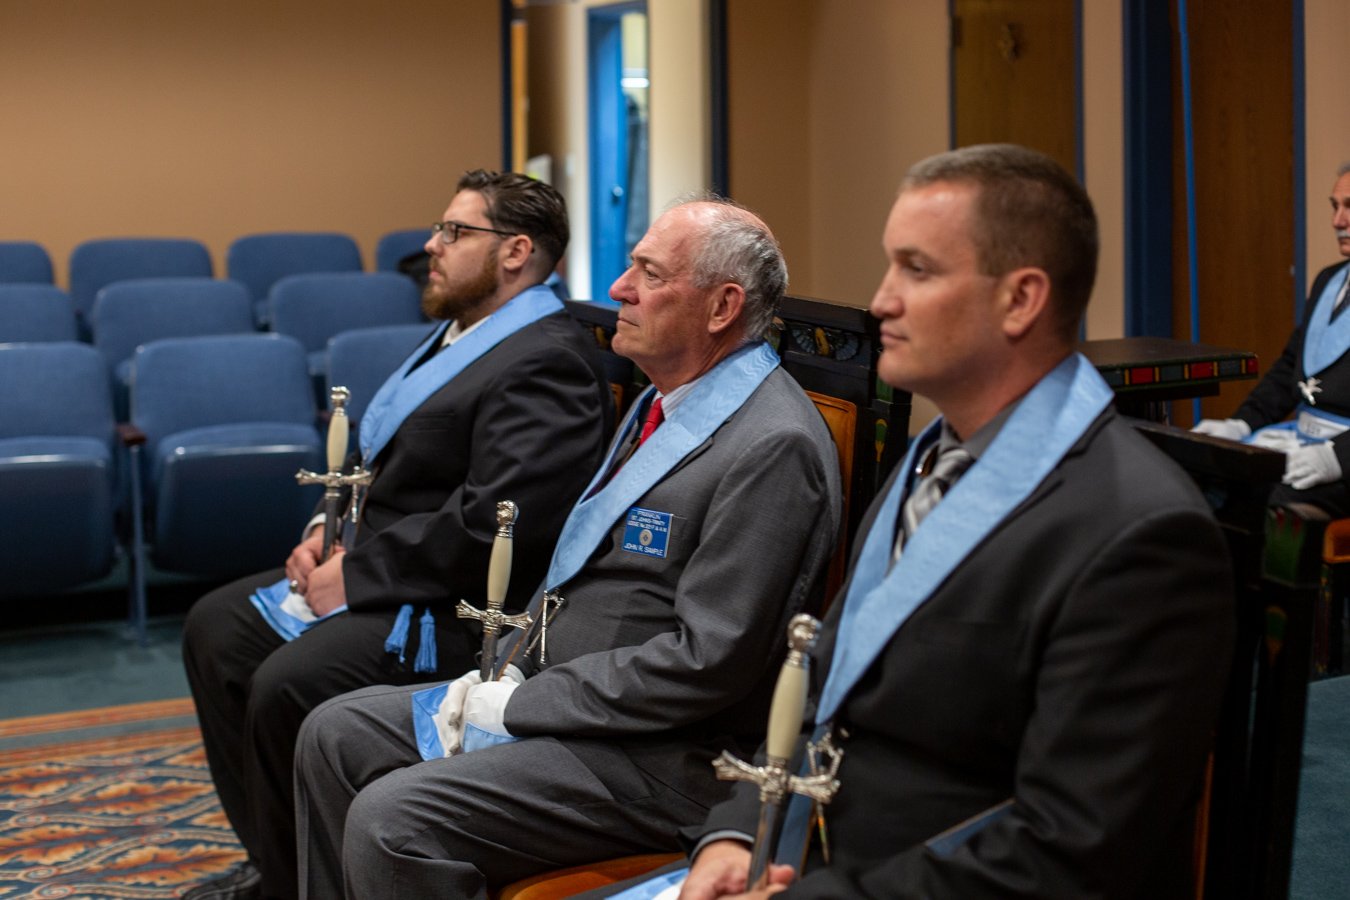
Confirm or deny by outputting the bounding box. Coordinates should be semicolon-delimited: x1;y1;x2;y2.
1123;0;1173;340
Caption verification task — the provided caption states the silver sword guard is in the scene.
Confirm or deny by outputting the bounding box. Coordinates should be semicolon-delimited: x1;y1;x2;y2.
711;746;842;806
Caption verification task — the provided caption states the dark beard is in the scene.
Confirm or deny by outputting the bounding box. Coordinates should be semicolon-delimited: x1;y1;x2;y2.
421;252;499;321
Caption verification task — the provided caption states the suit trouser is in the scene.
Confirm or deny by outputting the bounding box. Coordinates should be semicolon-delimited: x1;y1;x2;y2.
1269;479;1350;518
294;683;710;900
181;570;474;900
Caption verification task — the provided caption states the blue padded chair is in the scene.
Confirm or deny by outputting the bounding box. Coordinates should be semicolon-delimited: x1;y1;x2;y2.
268;272;424;392
375;229;431;272
92;278;254;419
68;238;214;328
0;241;54;284
226;232;363;325
0;343;116;598
0;285;78;342
127;334;322;592
326;323;437;446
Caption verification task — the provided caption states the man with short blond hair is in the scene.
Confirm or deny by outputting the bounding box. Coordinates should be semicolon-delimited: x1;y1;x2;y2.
292;196;842;900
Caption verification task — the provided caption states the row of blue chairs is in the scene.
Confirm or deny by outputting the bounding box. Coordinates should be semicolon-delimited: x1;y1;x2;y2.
0;230;430;327
0;326;431;640
1;273;425;413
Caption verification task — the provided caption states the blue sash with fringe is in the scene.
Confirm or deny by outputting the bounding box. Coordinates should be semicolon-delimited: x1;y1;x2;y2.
359;285;563;465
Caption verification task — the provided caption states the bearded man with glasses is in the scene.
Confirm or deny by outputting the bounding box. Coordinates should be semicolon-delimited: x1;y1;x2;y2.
181;170;615;900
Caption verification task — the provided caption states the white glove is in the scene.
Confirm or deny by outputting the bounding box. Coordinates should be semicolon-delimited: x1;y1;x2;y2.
1249;428;1302;453
433;669;482;757
1192;418;1251;441
463;680;521;737
451;665;525;752
1284;441;1343;490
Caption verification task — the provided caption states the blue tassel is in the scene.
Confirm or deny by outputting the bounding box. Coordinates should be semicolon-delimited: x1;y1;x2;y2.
414;608;438;674
384;604;413;662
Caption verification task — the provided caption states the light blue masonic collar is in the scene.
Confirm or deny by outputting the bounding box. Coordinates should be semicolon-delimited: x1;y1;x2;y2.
357;284;563;465
1302;264;1350;377
542;340;780;591
814;352;1114;723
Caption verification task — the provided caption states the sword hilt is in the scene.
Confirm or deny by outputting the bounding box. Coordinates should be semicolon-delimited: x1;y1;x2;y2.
485;501;517;614
710;614;830;885
455;501;524;679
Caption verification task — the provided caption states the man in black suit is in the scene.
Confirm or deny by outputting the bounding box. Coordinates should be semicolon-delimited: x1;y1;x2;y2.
1195;163;1350;516
665;144;1234;900
180;171;614;900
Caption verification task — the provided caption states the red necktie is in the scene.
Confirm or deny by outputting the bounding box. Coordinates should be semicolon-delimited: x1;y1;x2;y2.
638;397;665;447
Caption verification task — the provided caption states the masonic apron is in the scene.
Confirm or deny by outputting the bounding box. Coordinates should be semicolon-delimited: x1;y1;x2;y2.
1246;265;1350;451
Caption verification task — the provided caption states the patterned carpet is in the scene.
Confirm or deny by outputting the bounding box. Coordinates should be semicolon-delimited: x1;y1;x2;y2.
0;701;244;899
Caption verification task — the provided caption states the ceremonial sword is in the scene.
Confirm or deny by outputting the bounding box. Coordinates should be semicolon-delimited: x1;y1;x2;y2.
456;501;534;680
712;614;843;888
296;386;374;562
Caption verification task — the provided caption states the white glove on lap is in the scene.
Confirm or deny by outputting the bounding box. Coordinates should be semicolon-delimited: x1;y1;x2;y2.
1249;429;1302;453
434;669;482;757
463;680;521;737
440;664;523;754
1192;418;1252;441
1284;441;1343;490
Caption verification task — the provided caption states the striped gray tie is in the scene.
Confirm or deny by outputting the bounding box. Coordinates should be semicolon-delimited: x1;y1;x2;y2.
898;445;975;555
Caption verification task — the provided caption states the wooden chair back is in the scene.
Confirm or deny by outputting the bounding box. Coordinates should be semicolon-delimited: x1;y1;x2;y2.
805;390;856;607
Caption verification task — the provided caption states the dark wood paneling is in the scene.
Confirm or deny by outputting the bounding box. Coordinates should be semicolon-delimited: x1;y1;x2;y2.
1170;0;1295;426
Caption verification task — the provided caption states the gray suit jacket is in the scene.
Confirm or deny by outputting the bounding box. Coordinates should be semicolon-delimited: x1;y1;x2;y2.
502;365;843;808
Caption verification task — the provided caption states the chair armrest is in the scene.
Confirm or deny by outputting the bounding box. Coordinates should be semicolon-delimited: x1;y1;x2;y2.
117;423;148;447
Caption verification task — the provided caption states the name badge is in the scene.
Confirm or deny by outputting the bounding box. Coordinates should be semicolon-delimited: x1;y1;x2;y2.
622;507;673;558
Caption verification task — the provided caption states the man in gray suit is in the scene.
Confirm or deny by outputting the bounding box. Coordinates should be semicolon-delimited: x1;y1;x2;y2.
292;196;843;900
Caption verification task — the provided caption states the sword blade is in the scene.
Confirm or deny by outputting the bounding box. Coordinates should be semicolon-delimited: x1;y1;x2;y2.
479;628;500;681
320;488;341;559
747;796;783;889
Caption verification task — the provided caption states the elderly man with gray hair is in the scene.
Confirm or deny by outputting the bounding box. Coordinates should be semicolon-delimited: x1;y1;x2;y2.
291;196;843;900
1195;161;1350;516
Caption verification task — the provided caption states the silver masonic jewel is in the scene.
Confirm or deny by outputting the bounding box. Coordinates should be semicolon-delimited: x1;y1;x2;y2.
1299;377;1323;406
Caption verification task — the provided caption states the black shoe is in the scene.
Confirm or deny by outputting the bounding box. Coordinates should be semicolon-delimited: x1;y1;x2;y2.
182;861;263;900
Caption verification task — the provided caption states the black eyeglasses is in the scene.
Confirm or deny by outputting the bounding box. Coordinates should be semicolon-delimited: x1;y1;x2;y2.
431;221;518;244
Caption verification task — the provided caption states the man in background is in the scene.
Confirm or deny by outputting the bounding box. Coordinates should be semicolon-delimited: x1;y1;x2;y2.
1195;162;1350;515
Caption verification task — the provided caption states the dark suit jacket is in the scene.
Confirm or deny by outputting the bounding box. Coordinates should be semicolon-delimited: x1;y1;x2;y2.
694;407;1235;900
342;310;615;614
1237;260;1350;471
503;367;843;810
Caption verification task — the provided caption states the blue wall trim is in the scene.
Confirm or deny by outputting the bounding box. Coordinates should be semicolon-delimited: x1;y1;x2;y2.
1123;0;1174;338
1293;0;1307;324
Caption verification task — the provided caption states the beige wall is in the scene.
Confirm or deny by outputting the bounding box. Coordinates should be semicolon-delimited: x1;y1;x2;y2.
0;0;500;284
1082;0;1125;340
728;0;1136;430
1304;0;1350;290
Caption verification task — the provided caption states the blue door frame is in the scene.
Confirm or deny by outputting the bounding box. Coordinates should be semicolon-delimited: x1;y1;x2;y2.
589;2;645;303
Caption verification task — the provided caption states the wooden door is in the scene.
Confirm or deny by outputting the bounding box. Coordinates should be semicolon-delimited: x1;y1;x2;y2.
1170;0;1295;426
952;0;1077;177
